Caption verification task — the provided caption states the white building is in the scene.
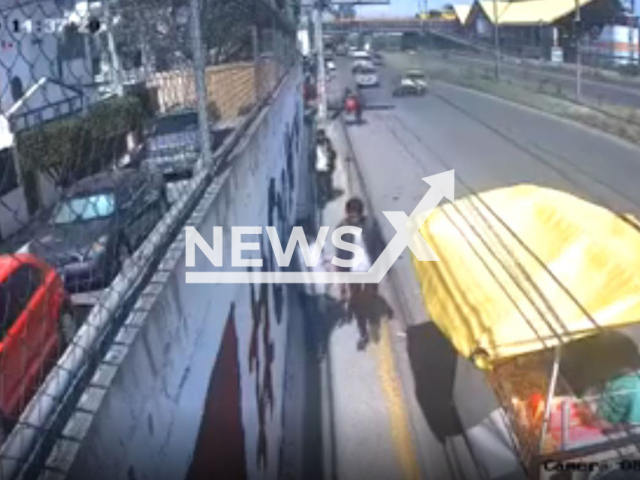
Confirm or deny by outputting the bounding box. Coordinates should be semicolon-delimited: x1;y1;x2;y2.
0;0;99;242
583;23;640;66
0;0;97;114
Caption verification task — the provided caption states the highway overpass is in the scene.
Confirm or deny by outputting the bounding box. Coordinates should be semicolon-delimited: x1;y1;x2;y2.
323;18;459;35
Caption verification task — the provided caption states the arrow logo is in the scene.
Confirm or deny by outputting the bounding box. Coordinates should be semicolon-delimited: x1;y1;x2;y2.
186;170;454;284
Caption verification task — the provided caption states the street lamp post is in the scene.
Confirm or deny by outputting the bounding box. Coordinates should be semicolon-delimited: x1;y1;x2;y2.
575;0;582;102
315;1;327;124
493;0;501;81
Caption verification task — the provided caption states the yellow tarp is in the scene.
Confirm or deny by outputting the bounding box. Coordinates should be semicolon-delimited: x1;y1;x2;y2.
478;0;595;26
453;4;472;25
412;185;640;369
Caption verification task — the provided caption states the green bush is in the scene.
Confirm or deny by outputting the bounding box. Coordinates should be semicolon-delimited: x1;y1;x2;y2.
17;93;149;187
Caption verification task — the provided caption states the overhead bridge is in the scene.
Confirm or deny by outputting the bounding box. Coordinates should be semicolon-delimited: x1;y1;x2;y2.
323;18;459;35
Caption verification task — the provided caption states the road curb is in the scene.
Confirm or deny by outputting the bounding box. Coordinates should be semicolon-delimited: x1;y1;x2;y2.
337;114;428;480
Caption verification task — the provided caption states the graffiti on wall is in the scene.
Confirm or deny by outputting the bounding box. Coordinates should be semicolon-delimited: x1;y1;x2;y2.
246;111;301;471
248;249;275;470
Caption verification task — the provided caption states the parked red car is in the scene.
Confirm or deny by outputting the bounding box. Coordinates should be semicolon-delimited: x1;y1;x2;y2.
0;254;78;431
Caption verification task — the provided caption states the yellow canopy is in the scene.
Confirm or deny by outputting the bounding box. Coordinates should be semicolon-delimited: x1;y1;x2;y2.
412;185;640;369
477;0;595;26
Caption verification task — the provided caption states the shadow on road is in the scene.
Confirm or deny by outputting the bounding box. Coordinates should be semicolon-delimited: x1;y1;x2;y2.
317;186;345;211
559;330;640;397
406;322;463;442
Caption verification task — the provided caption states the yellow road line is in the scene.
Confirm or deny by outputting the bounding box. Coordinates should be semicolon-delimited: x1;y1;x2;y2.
375;322;422;480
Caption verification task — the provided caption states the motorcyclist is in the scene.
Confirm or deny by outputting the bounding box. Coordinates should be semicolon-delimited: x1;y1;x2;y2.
344;90;362;124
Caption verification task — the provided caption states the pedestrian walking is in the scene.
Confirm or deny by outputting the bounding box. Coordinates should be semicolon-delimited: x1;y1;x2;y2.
334;197;378;350
315;129;337;203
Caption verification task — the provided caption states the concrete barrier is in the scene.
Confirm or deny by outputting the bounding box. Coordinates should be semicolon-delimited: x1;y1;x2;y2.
39;67;308;480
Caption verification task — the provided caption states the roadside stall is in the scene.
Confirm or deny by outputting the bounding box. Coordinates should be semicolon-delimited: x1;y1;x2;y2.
413;184;640;480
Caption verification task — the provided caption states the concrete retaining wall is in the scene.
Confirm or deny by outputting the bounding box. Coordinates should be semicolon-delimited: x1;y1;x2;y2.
41;67;308;480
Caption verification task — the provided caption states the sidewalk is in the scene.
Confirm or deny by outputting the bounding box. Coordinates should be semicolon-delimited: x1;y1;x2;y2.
310;117;423;480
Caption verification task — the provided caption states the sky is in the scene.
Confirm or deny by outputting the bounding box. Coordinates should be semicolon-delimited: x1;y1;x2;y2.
354;0;638;17
355;0;470;18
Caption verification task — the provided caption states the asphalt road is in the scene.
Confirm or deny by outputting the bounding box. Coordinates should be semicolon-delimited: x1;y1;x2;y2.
330;53;640;479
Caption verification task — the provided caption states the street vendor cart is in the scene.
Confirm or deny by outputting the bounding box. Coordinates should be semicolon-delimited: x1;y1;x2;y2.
413;184;640;480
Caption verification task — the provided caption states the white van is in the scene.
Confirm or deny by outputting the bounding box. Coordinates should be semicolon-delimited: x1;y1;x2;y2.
349;50;371;61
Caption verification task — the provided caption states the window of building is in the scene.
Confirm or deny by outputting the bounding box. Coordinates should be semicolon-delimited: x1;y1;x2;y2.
59;23;85;60
10;76;24;102
0;265;43;342
0;149;19;197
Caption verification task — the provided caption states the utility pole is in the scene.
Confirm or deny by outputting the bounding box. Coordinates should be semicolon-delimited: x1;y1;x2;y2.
104;0;123;96
189;0;214;169
575;0;582;101
315;0;327;124
629;0;638;68
493;0;501;80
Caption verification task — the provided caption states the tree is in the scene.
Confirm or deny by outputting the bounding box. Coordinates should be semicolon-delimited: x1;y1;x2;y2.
201;0;255;64
114;0;257;71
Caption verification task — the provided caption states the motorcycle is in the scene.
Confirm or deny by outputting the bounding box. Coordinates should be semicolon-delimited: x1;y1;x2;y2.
344;95;362;125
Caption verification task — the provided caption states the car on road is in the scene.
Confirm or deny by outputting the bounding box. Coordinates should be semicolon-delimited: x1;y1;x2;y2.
355;66;380;88
392;77;427;97
0;253;77;432
30;169;168;293
372;52;384;66
336;44;348;56
349;50;371;61
352;59;374;73
326;59;337;72
404;69;429;89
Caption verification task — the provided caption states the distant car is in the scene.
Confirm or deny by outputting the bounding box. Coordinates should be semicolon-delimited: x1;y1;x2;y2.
404;69;429;89
31;169;168;293
326;60;337;72
355;66;379;88
349;50;371;61
0;253;77;431
352;59;374;73
392;77;426;97
372;52;384;66
336;45;348;56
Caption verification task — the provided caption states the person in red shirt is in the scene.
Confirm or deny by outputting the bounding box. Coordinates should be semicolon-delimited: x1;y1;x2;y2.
343;89;362;123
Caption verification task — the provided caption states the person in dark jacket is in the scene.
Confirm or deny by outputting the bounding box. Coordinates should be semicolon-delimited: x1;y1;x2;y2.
334;197;380;350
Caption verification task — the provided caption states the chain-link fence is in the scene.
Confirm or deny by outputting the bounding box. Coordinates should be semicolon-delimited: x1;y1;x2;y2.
0;0;297;477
